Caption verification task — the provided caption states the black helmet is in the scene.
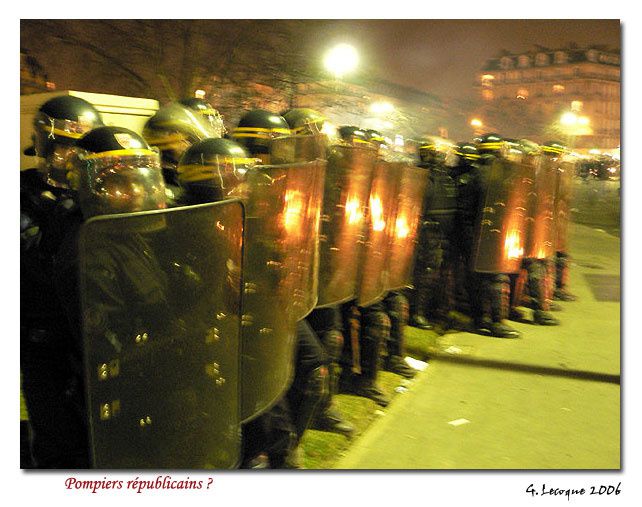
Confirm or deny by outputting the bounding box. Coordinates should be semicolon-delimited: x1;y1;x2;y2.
142;102;223;169
475;132;506;155
541;140;567;156
455;141;481;163
283;108;326;135
178;97;226;137
74;126;166;219
29;95;104;188
338;125;371;146
418;135;455;165
177;138;256;203
518;139;540;155
231;109;291;156
364;129;385;144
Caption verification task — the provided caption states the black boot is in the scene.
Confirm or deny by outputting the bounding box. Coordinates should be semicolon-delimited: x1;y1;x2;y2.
554;288;577;301
409;314;434;330
313;406;355;437
489;321;521;339
342;374;390;407
385;355;417;379
533;309;560;326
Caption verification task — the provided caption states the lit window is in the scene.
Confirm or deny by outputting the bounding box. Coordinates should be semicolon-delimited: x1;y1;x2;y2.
553;84;565;94
516;88;529;100
535;53;549;66
554;51;568;64
518;55;531;67
482;89;494;101
571;100;583;112
481;74;495;87
500;57;514;69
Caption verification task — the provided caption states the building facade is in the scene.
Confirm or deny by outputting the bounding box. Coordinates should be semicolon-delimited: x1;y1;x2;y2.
475;45;620;151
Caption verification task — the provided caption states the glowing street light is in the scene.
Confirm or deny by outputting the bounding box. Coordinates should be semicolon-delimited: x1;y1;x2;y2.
559;111;591;135
324;43;359;79
470;118;483;128
370;101;395;114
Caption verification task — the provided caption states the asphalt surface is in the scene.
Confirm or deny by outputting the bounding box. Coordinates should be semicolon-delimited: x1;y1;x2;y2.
336;222;621;469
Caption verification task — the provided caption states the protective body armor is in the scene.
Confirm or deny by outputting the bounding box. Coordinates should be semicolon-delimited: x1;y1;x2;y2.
78;200;244;468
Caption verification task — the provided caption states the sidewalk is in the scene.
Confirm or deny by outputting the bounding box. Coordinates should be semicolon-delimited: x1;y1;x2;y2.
335;222;620;469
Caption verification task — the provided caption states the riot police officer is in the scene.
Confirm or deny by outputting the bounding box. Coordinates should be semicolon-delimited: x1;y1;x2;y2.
508;139;560;326
179;97;226;136
542;141;578;302
336;127;416;409
231;108;292;164
142;101;224;206
232;110;330;467
410;136;458;330
21;95;103;468
453;138;520;339
281;108;355;437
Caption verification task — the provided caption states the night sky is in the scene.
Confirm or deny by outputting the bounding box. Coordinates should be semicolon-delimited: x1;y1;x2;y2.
319;19;621;99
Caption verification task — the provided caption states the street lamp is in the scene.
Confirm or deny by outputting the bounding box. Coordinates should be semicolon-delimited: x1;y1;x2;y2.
323;43;359;79
470;118;483;136
370;101;394;114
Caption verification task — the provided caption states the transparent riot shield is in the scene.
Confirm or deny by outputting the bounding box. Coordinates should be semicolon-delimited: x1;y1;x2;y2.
386;163;430;291
472;157;529;274
356;160;402;307
554;155;576;253
235;159;326;422
315;145;377;306
273;137;377;307
79;200;244;469
270;134;327;164
525;154;557;260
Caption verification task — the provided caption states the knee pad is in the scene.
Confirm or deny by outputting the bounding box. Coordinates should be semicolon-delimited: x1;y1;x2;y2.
362;310;391;341
304;365;330;401
321;330;344;361
386;293;409;322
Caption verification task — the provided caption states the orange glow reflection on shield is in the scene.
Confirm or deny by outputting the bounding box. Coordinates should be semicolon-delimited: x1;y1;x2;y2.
283;189;304;233
395;214;410;239
504;229;524;260
369;194;386;232
345;194;363;225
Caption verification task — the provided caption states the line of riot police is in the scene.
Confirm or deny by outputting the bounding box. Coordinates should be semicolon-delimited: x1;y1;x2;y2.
20;95;577;469
409;134;577;338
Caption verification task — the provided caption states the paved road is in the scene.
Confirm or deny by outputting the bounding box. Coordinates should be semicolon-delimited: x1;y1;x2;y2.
336;222;620;469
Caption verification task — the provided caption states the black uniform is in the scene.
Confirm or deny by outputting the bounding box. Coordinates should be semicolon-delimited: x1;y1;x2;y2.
451;156;512;333
411;161;458;325
20;169;89;468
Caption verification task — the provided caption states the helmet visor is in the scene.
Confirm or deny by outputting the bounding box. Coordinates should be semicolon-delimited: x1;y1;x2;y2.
178;154;257;200
79;150;166;218
34;111;100;141
144;103;223;145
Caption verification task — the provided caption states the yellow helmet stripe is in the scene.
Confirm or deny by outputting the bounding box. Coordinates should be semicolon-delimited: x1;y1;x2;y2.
46;127;85;140
232;133;272;139
233;127;291;134
178;159;256;173
84;149;158;160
